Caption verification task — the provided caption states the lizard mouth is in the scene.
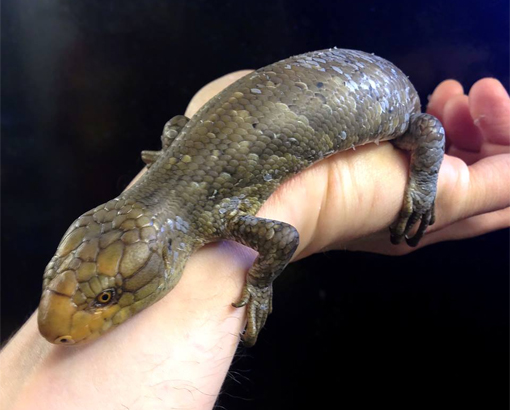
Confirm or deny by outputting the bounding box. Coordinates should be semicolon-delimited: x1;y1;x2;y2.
38;289;120;345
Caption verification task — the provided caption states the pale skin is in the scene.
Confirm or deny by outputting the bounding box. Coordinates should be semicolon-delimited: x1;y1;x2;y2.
1;72;509;410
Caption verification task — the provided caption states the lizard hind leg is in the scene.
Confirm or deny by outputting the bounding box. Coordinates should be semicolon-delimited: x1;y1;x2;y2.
141;115;189;167
390;113;445;247
227;214;299;346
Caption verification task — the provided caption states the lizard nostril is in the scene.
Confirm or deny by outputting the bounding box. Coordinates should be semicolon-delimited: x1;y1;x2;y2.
55;335;75;344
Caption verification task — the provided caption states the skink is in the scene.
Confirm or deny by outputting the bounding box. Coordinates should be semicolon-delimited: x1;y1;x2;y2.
38;48;445;346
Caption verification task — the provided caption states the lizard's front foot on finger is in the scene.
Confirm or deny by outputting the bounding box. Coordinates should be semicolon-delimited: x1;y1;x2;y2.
232;283;273;347
390;113;445;247
390;199;435;247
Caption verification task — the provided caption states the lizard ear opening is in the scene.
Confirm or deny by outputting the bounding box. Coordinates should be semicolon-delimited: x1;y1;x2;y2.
162;240;173;273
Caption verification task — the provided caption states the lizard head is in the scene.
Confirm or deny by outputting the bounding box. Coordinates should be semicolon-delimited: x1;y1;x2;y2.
37;198;188;345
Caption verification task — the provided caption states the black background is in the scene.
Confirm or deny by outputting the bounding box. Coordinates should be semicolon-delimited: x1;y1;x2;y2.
2;0;508;409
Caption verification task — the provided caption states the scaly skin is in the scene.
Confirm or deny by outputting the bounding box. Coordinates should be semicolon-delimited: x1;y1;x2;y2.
38;48;445;346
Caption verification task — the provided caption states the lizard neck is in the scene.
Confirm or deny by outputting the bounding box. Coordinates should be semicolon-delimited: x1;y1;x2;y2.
117;171;203;293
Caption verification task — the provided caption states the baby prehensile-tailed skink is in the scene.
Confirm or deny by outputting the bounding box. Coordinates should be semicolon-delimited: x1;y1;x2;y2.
38;48;445;346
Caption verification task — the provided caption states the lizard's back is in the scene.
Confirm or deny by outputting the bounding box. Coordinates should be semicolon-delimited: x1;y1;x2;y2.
130;48;422;214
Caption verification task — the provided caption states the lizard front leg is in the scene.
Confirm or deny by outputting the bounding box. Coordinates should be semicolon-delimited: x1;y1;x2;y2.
227;214;299;346
390;113;445;246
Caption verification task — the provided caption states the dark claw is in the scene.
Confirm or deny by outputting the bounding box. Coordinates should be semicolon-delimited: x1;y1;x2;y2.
390;232;402;245
232;283;272;346
405;210;433;247
390;207;434;247
232;286;250;308
429;203;436;226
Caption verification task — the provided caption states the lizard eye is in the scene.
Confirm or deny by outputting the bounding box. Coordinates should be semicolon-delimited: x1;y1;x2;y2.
95;289;115;305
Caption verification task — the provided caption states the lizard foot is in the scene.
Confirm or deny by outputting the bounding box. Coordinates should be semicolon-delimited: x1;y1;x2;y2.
232;283;273;347
390;199;435;247
390;113;444;248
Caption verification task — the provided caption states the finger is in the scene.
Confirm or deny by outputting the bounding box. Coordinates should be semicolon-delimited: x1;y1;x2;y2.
378;153;510;252
469;78;510;146
427;80;465;151
443;94;484;153
447;142;510;165
342;206;509;256
480;141;510;157
438;154;510;224
389;207;510;253
446;146;484;166
423;207;510;244
426;79;465;124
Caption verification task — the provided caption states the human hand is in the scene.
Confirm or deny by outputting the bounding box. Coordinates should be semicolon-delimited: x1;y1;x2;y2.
249;76;509;258
3;73;508;410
